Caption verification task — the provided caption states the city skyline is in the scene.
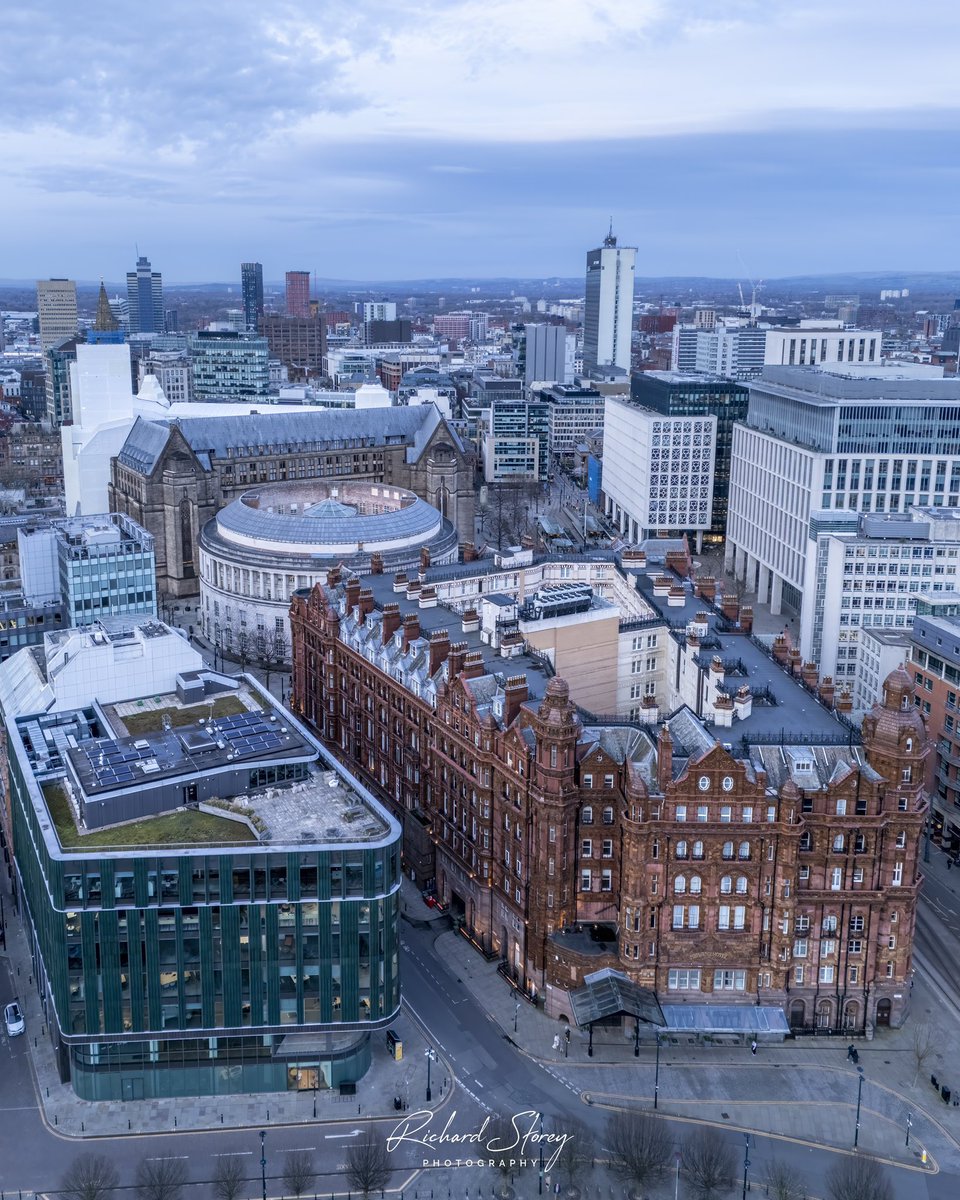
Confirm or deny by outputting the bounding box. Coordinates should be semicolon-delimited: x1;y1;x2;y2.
2;1;958;282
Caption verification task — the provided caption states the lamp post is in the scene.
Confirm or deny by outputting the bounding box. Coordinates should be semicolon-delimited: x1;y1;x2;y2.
425;1048;435;1102
259;1130;267;1200
674;1151;681;1200
906;1111;913;1148
514;1002;521;1033
538;1111;544;1196
741;1134;751;1200
854;1066;865;1149
654;1032;661;1110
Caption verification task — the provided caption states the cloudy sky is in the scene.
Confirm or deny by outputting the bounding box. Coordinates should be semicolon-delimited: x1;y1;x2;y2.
3;0;958;283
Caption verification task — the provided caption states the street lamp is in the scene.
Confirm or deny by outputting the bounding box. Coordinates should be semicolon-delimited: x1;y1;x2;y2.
654;1032;662;1110
741;1134;751;1200
674;1151;681;1200
514;1001;521;1033
906;1111;913;1148
425;1048;436;1102
259;1130;267;1200
854;1065;865;1149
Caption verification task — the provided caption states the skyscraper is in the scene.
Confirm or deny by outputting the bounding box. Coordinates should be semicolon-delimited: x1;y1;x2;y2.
582;228;636;374
126;255;165;335
36;278;78;351
285;270;311;318
522;323;566;384
241;262;264;331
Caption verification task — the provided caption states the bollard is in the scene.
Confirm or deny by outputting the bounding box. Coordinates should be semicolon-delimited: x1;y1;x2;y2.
81;1121;84;1132
221;1114;224;1123
128;1120;131;1130
922;1149;928;1164
45;1086;48;1098
174;1116;177;1128
54;1115;57;1126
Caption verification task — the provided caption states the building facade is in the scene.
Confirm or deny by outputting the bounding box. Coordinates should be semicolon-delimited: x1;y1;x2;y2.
483;401;550;483
583;232;636;375
46;337;79;427
108;406;475;598
36;279;78;352
241;262;265;332
188;331;270;401
126;256;164;336
259;315;326;375
523;324;566;385
291;577;928;1033
285;271;311;319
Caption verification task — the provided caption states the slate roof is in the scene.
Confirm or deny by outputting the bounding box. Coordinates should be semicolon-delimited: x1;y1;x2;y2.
116;405;464;477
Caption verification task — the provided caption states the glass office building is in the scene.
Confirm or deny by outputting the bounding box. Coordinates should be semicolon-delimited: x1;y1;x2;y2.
8;678;401;1100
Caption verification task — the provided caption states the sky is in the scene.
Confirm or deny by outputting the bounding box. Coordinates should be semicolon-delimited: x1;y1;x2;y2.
3;0;959;283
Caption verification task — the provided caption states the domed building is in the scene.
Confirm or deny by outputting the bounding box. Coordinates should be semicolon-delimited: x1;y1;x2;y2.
199;481;458;661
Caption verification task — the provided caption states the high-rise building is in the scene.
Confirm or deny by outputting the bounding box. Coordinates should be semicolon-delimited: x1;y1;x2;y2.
285;271;311;318
583;229;636;374
45;337;80;427
125;255;164;335
241;262;264;331
522;323;566;385
259;315;326;374
188;330;270;401
36;279;78;351
362;301;397;323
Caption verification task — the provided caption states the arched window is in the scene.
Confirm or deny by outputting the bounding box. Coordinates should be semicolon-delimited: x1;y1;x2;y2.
722;841;734;860
674;875;686;894
720;875;732;894
854;833;866;853
736;876;748;894
799;831;812;851
739;841;751;860
690;875;702;894
833;834;845;852
692;840;704;859
676;840;688;860
581;806;594;825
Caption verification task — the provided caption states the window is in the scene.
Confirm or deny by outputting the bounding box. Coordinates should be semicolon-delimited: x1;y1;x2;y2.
582;776;593;790
581;806;593;824
822;939;836;956
895;831;906;848
672;904;684;930
602;839;613;858
720;875;732;894
690;875;702;894
601;869;612;892
688;905;700;929
848;939;862;954
794;939;808;958
739;841;751;860
603;775;614;790
581;839;593;858
720;806;732;823
692;840;704;859
836;799;847;816
581;870;592;891
676;840;688;859
853;867;864;884
888;934;897;950
742;806;753;822
602;807;614;824
886;962;895;978
819;965;835;984
799;865;810;880
718;906;730;930
831;868;843;890
736;876;748;894
832;834;845;852
674;875;686;894
697;805;709;823
823;915;838;933
722;841;734;860
848;966;859;984
893;861;903;886
676;805;687;822
851;914;865;933
794;966;805;986
668;969;701;990
713;969;746;991
799;832;812;851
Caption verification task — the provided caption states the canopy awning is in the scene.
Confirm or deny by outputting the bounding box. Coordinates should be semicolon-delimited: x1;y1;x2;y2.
569;968;665;1030
659;1004;790;1034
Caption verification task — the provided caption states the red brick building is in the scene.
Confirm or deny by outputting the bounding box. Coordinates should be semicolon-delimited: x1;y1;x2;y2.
291;576;929;1033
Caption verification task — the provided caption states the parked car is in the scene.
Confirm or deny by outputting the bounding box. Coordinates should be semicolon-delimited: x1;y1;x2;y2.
4;1002;24;1037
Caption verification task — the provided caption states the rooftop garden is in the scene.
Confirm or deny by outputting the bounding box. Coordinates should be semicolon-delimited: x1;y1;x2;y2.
117;694;252;737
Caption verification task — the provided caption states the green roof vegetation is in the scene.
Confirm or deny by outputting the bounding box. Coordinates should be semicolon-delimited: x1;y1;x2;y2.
118;694;250;737
44;783;257;851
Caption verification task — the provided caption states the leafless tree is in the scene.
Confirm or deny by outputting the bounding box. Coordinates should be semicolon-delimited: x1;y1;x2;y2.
135;1157;188;1200
255;626;288;692
606;1110;672;1190
281;1149;313;1199
212;1155;246;1200
682;1128;734;1199
60;1154;119;1200
235;618;251;672
765;1157;806;1200
912;1022;934;1085
825;1155;894;1200
552;1115;596;1193
345;1126;390;1198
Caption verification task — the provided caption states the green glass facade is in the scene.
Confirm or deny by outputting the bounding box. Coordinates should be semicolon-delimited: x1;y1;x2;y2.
9;706;401;1101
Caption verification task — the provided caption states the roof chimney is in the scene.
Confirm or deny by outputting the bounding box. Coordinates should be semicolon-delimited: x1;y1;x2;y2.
504;675;529;725
429;629;451;675
358;588;376;623
447;641;468;678
402;613;421;651
382;603;402;644
344;577;361;611
462;650;485;679
657;725;673;794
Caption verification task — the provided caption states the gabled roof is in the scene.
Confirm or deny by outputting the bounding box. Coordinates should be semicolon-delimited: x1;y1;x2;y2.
569;968;665;1029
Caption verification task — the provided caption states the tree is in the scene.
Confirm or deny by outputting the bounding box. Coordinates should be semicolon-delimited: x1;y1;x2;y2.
765;1157;806;1200
345;1126;390;1198
212;1155;246;1200
136;1157;187;1200
235;617;251;673
606;1110;671;1191
60;1154;119;1200
682;1128;734;1199
912;1021;934;1085
551;1116;596;1194
281;1149;313;1199
825;1156;894;1200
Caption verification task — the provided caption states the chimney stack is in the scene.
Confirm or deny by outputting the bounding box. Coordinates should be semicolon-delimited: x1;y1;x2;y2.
657;725;673;794
370;552;384;575
504;675;529;725
447;641;468;678
462;650;485;679
402;613;421;651
429;629;451;676
381;603;403;644
344;577;361;612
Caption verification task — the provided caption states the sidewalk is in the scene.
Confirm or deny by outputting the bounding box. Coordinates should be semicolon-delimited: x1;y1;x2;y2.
422;915;960;1173
0;874;445;1139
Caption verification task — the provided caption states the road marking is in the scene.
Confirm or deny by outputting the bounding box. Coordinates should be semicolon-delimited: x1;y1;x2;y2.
213;1151;253;1157
146;1156;189;1161
324;1130;361;1139
285;1146;315;1152
474;1079;484;1088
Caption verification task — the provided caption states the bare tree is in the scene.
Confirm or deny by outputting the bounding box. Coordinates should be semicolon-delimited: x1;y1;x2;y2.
60;1154;119;1200
606;1110;671;1191
212;1155;246;1200
136;1157;188;1200
912;1022;934;1085
552;1115;596;1194
235;617;251;673
281;1149;313;1199
825;1156;894;1200
682;1128;734;1199
765;1158;806;1200
345;1126;390;1198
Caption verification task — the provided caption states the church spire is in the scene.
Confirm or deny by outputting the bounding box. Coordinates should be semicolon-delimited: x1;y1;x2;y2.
93;280;119;332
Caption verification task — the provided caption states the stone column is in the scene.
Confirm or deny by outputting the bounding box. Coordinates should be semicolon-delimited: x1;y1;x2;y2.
770;573;783;617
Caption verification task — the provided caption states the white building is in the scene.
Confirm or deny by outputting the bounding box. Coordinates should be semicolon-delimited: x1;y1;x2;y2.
852;627;912;722
671;326;700;373
583;231;636;374
36;279;78;351
727;366;960;637
672;321;884;379
763;321;882;368
601;397;716;550
695;321;767;378
139;351;192;403
362;301;397;323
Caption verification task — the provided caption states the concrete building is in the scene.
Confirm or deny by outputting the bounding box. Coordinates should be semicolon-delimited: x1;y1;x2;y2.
671;322;883;380
532;384;606;459
852;627;911;721
583;230;636;375
291;570;928;1033
483;401;550;483
433;313;472;343
199;482;458;662
126;256;164;335
601;397;717;550
36;280;78;352
726;366;960;623
630;373;749;543
188;331;270;401
5;641;401;1099
259;315;326;375
241;262;264;332
285;271;311;319
138;351;191;404
909;612;960;848
362;301;397;323
522;324;566;385
764;323;882;369
46;337;80;427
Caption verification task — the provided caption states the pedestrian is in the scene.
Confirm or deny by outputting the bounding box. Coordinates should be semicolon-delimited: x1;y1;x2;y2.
847;1044;855;1061
552;1034;561;1055
750;1040;757;1055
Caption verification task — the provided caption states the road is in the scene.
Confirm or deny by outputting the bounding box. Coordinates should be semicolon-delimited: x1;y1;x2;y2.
1;907;956;1196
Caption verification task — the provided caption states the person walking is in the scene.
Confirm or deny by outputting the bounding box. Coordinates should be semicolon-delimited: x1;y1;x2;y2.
750;1040;758;1055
